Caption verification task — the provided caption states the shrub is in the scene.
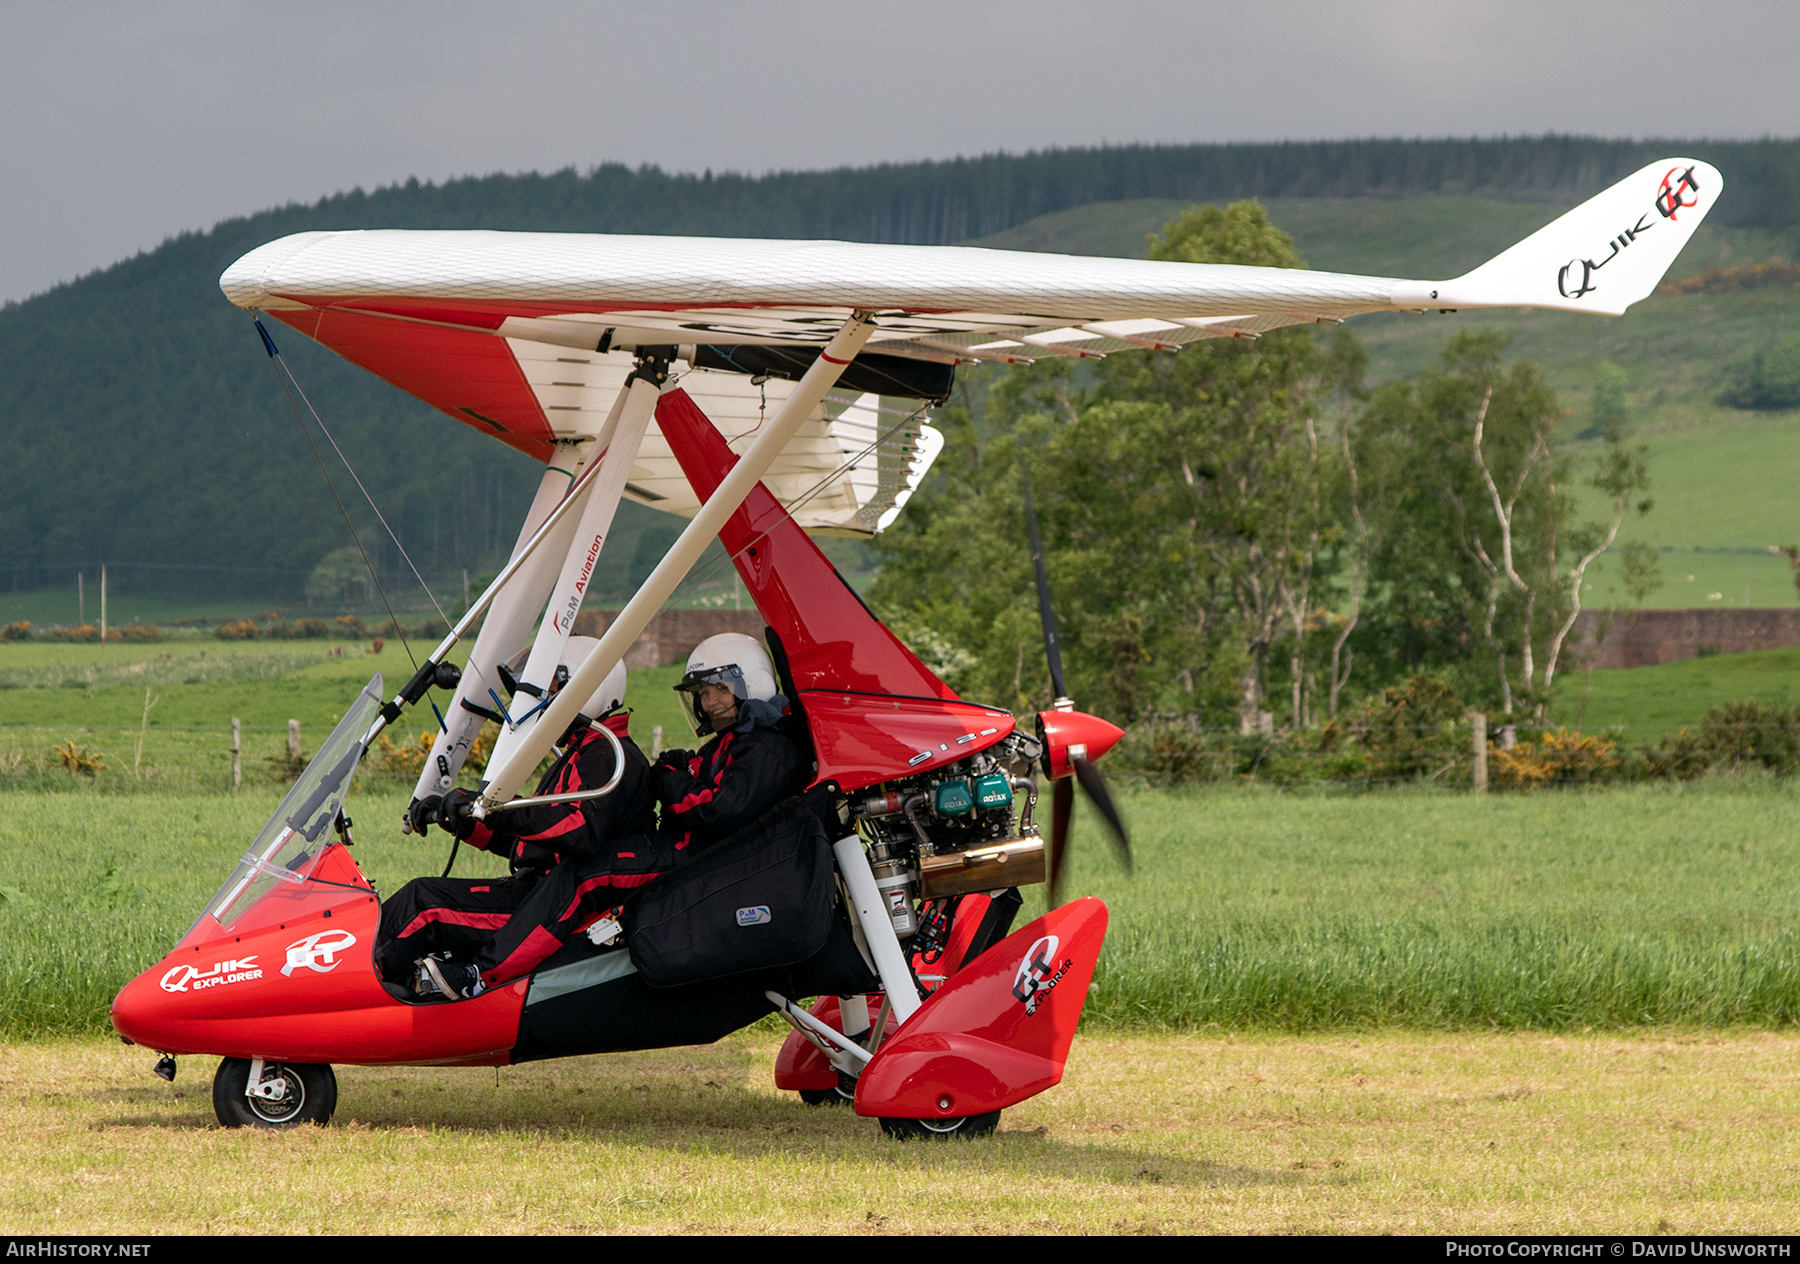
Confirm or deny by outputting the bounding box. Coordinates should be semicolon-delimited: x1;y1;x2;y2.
0;621;29;641
1491;728;1619;790
1346;674;1468;781
335;615;367;638
1700;700;1800;773
413;616;449;640
1718;331;1800;410
1125;721;1223;784
1637;727;1714;781
112;624;162;643
52;740;104;776
215;619;259;640
42;624;100;643
374;729;435;778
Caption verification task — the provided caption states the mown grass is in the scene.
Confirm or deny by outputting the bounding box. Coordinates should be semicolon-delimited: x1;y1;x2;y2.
6;781;1800;1039
8;1028;1800;1233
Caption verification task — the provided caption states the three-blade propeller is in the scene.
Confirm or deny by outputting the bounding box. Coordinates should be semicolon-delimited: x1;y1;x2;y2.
1021;467;1132;906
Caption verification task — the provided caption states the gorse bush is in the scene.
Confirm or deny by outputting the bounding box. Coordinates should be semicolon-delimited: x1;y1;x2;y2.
41;625;100;643
1490;729;1621;790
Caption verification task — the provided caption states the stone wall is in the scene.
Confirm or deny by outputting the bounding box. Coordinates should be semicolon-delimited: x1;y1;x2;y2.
571;608;768;669
1570;607;1800;669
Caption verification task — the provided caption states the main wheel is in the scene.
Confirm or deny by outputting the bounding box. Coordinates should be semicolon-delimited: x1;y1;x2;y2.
878;1110;1001;1140
212;1057;337;1129
799;1071;858;1107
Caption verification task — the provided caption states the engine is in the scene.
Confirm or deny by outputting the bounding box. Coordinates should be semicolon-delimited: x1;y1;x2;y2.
845;729;1044;948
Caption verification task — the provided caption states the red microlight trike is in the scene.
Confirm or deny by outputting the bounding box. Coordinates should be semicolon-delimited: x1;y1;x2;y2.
113;159;1715;1131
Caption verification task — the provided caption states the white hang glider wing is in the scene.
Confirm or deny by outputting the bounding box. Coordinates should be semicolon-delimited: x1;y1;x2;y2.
221;157;1718;532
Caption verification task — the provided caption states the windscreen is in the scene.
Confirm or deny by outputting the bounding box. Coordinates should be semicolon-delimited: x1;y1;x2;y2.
197;674;383;933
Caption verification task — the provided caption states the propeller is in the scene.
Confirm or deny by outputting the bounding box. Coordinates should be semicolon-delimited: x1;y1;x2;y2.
1021;466;1131;906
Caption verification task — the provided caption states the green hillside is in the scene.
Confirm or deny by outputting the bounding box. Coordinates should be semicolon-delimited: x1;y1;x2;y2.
3;137;1798;615
973;196;1800;609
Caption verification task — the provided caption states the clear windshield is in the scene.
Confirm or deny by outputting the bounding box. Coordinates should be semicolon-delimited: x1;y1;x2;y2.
197;674;383;933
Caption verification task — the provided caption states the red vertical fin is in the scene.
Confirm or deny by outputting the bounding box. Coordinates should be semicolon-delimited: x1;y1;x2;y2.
654;388;955;701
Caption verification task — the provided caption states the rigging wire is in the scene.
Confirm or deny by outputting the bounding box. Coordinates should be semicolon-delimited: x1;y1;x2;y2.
251;316;419;673
257;318;452;630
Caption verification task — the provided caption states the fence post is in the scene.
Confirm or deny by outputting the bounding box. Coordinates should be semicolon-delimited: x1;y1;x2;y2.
288;719;301;761
651;724;663;759
1470;711;1487;795
231;718;242;789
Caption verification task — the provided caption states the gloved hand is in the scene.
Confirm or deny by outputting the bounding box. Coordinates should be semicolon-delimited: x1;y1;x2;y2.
438;788;482;839
407;795;444;836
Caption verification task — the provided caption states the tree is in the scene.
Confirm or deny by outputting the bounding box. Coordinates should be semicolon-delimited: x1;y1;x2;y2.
1098;201;1335;732
1354;333;1650;717
305;546;371;609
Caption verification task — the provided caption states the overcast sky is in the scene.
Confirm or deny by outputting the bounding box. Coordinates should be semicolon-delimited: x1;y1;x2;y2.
2;0;1795;304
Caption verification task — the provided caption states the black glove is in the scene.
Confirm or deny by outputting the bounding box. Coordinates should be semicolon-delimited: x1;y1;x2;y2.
407;795;443;836
438;788;481;839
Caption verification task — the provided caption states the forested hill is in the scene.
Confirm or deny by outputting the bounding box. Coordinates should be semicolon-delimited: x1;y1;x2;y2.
4;136;1798;606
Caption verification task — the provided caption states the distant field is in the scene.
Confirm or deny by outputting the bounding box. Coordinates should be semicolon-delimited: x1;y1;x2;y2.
0;592;279;629
1551;644;1800;737
0;641;696;792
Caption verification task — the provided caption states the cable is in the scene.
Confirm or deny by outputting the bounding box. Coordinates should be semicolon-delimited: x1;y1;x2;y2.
252;317;420;673
271;347;452;631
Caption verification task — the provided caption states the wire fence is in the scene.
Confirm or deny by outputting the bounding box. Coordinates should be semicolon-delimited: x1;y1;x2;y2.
9;706;1800;796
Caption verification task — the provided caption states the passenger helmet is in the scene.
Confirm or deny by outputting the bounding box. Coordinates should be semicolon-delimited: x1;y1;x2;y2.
675;632;777;736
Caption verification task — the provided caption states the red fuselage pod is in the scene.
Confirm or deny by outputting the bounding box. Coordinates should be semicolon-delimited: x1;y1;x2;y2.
111;842;524;1067
1037;709;1125;780
654;387;1015;789
852;897;1109;1119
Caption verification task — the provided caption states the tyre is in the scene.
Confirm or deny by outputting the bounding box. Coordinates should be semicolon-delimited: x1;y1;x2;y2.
212;1057;337;1129
878;1110;1001;1140
798;1072;857;1107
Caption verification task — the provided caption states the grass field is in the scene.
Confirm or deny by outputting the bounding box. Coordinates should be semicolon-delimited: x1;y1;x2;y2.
5;1029;1799;1233
7;781;1800;1039
1552;645;1800;736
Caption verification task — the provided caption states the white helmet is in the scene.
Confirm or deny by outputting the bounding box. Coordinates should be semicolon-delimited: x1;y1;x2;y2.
676;632;778;736
555;636;628;722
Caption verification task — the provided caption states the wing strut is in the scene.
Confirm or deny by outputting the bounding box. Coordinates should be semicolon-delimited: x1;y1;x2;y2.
481;351;670;776
474;312;879;812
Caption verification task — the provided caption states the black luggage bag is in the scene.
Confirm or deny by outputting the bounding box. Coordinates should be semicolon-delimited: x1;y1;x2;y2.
623;796;841;988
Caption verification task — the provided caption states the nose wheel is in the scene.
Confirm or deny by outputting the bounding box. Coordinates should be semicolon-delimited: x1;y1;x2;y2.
211;1057;338;1129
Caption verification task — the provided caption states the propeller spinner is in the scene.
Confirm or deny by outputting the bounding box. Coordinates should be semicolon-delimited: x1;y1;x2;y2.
1021;467;1132;905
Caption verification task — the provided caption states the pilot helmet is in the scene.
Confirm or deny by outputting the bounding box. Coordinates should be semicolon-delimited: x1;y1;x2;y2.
675;633;777;736
555;635;628;722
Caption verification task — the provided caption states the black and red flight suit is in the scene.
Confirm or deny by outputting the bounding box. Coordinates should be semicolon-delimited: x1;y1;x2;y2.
374;713;658;987
653;703;809;855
